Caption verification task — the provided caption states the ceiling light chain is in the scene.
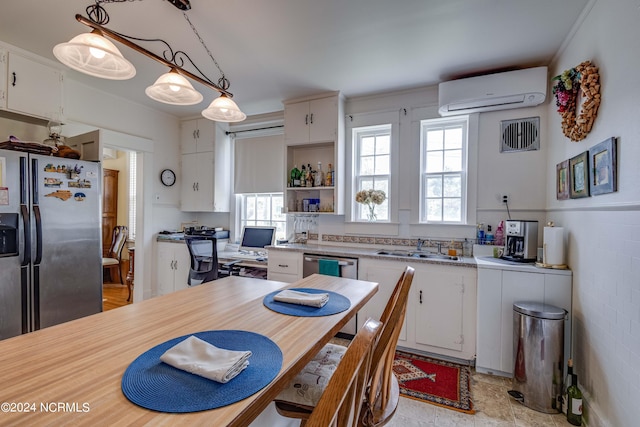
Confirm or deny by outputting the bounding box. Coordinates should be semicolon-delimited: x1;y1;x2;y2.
181;11;230;91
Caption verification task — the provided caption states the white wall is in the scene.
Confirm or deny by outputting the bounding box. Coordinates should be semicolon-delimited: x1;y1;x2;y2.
63;79;189;301
319;84;549;245
546;0;640;425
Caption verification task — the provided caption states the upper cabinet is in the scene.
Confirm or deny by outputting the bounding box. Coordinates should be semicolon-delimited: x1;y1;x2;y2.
180;119;230;212
0;49;64;121
180;118;215;154
283;92;345;215
284;95;340;145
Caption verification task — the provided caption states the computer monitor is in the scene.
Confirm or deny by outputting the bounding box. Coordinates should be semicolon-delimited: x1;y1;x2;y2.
239;226;276;253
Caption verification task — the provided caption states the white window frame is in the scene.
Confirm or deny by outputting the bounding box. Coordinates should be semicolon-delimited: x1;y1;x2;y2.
351;124;392;222
419;116;469;224
237;193;286;241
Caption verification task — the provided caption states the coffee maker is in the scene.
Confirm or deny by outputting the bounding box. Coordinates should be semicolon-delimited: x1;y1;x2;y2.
502;220;538;262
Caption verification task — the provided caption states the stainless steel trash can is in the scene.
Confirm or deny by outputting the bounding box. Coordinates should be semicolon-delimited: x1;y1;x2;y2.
508;302;566;413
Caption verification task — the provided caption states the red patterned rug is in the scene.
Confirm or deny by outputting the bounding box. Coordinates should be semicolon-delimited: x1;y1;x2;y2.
393;350;474;414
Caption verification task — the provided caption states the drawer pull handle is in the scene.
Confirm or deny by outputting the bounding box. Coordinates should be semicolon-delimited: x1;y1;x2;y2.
419;290;422;304
278;264;289;268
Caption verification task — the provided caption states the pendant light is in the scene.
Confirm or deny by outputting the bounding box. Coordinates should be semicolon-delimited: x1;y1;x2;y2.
145;69;203;105
55;1;246;122
201;94;247;122
53;29;136;80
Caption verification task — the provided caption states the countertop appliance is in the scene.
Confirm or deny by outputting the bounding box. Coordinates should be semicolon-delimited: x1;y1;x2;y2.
0;149;102;341
303;253;358;335
502;220;538;263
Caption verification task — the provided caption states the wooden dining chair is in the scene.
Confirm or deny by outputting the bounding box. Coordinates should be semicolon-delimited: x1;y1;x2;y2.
305;317;382;427
102;226;128;284
275;266;415;427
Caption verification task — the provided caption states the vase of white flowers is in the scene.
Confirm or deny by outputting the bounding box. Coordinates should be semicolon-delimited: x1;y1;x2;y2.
355;189;386;221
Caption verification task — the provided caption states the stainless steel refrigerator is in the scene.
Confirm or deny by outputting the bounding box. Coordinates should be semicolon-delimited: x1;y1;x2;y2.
0;148;102;341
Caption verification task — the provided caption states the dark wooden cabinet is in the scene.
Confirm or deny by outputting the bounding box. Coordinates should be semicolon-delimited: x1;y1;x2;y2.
102;168;119;256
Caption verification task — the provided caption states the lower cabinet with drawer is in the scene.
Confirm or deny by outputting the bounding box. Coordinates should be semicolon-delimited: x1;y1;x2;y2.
267;250;302;282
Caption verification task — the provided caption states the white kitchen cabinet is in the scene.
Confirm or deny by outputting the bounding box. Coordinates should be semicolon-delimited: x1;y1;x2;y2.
284;94;339;145
180;119;215;154
0;49;63;121
357;258;476;359
476;259;572;377
267;250;302;282
180;121;230;212
283;92;345;215
358;259;408;342
411;264;477;360
156;242;190;296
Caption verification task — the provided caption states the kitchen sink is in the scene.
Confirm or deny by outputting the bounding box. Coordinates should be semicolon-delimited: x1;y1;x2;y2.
375;250;458;261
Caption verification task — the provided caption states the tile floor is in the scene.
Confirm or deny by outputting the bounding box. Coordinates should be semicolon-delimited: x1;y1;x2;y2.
390;371;576;427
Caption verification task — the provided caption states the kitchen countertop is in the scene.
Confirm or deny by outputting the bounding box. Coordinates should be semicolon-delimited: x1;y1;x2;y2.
268;244;573;274
475;255;572;274
267;243;477;268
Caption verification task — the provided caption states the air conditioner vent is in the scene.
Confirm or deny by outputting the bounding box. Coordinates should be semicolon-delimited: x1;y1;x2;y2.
500;117;540;153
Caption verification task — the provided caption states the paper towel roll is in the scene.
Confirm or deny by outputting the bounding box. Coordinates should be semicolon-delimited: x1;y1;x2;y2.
543;226;565;266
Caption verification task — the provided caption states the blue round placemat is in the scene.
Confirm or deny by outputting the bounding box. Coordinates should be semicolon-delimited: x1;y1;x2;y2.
263;288;351;316
121;330;282;413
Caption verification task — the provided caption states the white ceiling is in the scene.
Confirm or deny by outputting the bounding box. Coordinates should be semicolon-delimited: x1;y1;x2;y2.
0;0;590;119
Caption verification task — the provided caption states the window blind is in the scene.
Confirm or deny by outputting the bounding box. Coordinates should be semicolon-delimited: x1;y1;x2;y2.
234;134;284;194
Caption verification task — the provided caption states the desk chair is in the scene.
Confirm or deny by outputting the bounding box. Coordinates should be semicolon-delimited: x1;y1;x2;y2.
184;236;240;285
102;226;128;284
184;236;219;285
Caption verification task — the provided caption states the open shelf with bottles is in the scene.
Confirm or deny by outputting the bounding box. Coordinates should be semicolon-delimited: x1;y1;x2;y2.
285;141;343;214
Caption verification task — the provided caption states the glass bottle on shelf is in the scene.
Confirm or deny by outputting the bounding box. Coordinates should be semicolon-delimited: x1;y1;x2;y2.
300;164;307;187
306;163;313;187
290;164;301;187
315;162;324;187
566;367;583;426
325;163;333;186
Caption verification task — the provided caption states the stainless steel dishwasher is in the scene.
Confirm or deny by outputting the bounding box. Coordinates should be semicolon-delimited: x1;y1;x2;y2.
303;254;358;336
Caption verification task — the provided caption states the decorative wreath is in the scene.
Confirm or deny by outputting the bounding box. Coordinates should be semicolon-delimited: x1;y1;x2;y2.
552;60;601;142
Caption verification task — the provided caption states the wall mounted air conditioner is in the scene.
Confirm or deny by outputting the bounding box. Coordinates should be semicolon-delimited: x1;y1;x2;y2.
438;66;547;116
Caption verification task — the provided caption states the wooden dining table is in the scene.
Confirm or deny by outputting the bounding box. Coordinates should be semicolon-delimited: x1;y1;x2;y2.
0;274;377;426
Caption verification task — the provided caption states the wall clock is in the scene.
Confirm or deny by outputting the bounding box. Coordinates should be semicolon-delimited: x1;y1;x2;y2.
160;169;176;187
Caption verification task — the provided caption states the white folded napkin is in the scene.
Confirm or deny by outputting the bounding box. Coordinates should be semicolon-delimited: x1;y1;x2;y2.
273;289;330;308
159;336;251;383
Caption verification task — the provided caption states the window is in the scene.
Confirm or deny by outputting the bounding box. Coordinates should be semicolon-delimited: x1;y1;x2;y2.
353;124;391;221
420;116;468;223
238;193;286;241
128;151;137;239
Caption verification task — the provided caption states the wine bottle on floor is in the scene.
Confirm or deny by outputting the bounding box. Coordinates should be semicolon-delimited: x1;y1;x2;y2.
561;358;573;414
566;368;583;426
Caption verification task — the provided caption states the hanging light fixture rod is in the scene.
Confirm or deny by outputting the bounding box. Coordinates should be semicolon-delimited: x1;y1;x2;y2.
73;13;232;98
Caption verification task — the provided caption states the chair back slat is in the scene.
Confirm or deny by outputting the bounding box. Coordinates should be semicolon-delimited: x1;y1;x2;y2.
362;266;415;426
107;226;128;259
306;318;382;427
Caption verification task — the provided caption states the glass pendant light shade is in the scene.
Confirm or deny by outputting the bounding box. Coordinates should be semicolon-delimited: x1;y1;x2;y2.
201;94;246;122
53;30;136;80
145;69;203;105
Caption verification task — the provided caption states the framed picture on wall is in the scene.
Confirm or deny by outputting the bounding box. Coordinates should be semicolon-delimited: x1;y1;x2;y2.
589;137;617;195
556;160;570;200
569;151;590;198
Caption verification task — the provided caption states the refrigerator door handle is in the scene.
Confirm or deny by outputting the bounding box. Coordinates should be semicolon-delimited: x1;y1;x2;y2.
32;158;42;265
20;204;30;266
33;205;43;265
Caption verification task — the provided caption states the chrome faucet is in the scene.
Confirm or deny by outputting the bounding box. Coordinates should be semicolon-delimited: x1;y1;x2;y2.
435;241;443;255
416;238;425;251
